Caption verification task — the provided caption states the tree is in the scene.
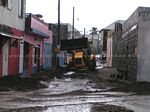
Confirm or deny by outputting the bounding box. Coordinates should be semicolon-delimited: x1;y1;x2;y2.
90;27;98;35
90;27;98;44
89;27;98;54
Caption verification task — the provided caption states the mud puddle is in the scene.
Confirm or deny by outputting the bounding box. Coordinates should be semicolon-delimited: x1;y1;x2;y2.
0;71;150;112
111;95;150;112
0;77;123;111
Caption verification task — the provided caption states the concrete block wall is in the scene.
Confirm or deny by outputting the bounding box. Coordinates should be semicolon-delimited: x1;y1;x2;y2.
112;23;123;68
117;8;139;81
117;7;150;82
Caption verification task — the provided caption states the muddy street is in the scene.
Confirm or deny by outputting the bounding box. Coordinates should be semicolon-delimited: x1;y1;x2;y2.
0;69;150;112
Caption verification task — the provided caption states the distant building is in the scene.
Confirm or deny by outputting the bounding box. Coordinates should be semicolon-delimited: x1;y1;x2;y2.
49;23;81;67
98;20;124;66
49;23;81;42
49;23;68;67
107;31;113;67
99;29;110;61
106;21;124;67
105;20;124;30
61;23;81;39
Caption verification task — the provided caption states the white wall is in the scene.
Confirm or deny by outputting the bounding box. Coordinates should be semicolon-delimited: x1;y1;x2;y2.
107;36;112;67
137;20;150;81
0;0;26;31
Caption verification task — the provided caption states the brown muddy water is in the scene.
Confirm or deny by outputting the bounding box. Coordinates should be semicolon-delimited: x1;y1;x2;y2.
0;71;150;112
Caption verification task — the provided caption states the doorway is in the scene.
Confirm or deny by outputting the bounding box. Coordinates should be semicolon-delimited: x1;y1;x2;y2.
2;40;9;76
23;42;30;75
35;47;40;72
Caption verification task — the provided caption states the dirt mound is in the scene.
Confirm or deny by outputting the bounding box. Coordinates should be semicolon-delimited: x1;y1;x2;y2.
91;68;150;95
109;80;150;94
91;103;134;112
0;75;48;91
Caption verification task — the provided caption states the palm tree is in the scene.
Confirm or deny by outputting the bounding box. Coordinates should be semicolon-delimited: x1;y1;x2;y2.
89;27;98;54
90;27;98;45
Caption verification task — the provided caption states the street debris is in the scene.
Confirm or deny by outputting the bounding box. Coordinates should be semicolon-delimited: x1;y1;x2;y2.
0;75;48;91
91;103;134;112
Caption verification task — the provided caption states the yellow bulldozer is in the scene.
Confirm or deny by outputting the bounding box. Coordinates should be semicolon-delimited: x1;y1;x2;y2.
60;38;96;71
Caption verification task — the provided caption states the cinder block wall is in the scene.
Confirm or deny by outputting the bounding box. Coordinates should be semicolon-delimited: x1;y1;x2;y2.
117;7;139;81
117;7;150;82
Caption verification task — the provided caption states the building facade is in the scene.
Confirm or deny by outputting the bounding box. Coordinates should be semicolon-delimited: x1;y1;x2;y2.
117;7;150;82
99;29;110;61
49;23;81;67
24;13;52;76
107;31;113;67
106;22;124;68
0;0;26;76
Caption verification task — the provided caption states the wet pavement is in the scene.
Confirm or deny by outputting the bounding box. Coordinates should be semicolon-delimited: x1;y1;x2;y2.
0;67;150;112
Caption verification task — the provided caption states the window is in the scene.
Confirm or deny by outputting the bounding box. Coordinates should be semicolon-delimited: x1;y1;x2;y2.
34;48;37;64
34;47;40;64
0;0;3;5
0;0;7;7
18;0;24;18
7;0;12;10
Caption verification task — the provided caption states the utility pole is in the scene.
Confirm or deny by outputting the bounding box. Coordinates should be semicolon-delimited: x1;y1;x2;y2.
58;0;60;44
72;6;75;39
84;28;86;38
55;0;60;69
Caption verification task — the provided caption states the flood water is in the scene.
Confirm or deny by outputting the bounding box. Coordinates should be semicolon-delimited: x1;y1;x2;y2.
0;71;150;112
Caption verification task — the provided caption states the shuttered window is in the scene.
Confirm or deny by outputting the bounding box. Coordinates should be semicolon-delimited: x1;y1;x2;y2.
18;0;24;18
0;0;2;5
7;0;12;10
0;0;7;6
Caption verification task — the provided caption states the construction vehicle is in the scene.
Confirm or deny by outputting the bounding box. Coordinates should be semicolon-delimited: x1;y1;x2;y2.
60;38;96;70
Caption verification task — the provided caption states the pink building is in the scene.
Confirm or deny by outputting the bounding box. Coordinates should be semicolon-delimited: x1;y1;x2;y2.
23;13;52;76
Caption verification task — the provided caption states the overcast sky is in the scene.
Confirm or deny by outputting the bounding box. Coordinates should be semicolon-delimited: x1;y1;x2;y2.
26;0;150;33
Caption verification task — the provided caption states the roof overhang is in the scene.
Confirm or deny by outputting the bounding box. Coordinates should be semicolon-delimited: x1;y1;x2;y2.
25;28;49;38
0;32;21;39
